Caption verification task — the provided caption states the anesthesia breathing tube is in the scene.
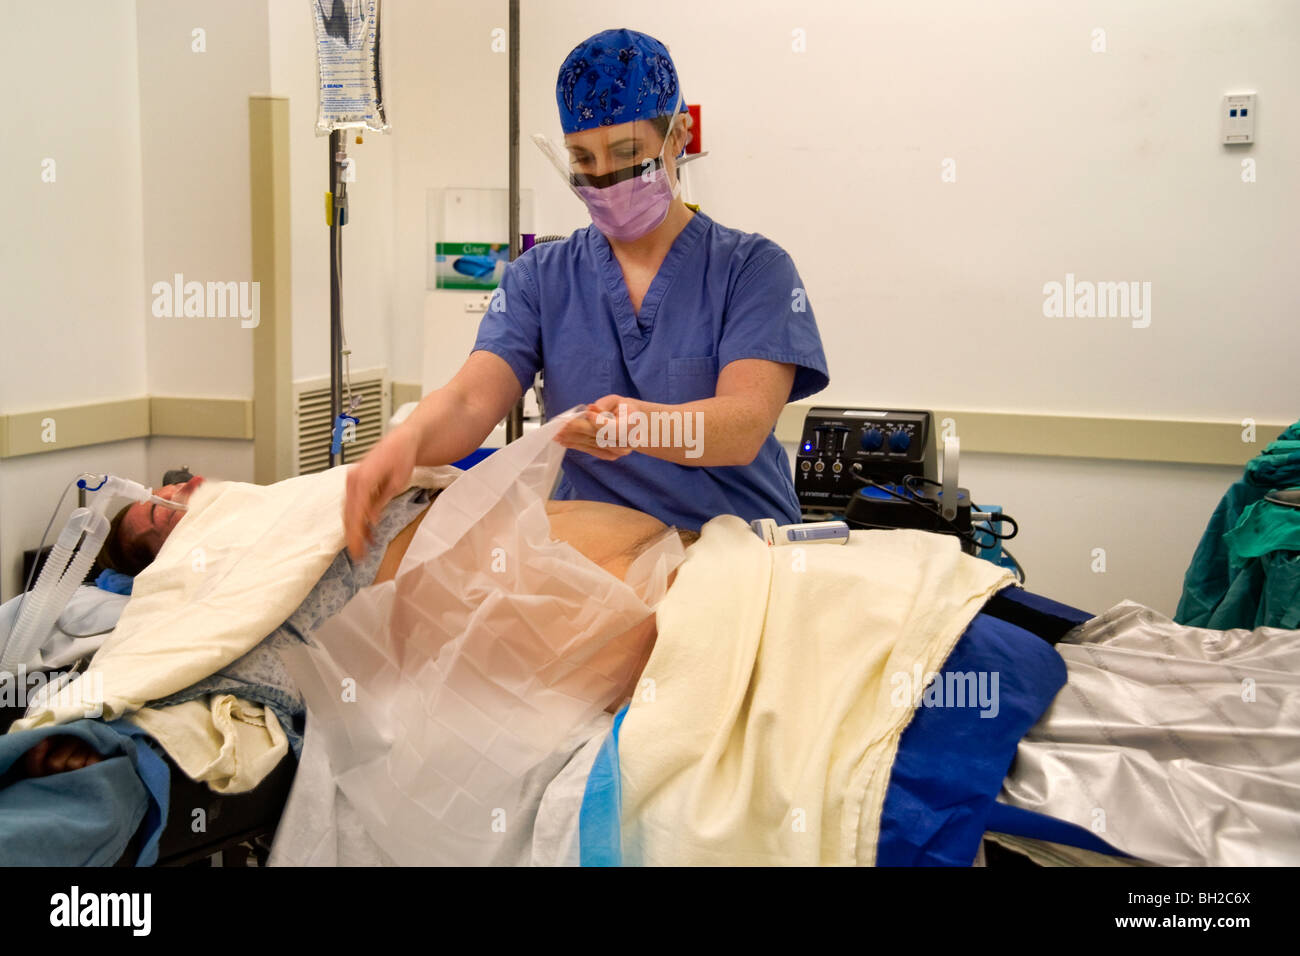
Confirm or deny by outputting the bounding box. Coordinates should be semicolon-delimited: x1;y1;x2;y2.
0;474;188;673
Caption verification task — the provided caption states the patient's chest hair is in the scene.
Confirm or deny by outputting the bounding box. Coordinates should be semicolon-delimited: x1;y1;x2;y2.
544;500;674;573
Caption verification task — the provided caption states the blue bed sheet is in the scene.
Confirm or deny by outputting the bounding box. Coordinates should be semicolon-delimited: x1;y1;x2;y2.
875;611;1065;865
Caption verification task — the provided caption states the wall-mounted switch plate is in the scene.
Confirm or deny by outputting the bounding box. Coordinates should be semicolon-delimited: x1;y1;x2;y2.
1222;93;1256;145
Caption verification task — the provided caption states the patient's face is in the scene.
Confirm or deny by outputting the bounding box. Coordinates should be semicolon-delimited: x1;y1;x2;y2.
116;476;205;561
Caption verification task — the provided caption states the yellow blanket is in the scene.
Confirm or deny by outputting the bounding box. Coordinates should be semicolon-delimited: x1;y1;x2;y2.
618;515;1015;865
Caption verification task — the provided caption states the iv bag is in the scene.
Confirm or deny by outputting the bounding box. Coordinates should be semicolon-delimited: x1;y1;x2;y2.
312;0;390;135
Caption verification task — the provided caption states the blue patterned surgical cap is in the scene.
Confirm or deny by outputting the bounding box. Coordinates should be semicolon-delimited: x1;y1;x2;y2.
555;28;688;134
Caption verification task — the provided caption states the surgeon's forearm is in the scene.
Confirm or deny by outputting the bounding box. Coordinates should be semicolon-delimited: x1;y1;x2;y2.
398;387;485;466
399;351;523;466
617;396;770;467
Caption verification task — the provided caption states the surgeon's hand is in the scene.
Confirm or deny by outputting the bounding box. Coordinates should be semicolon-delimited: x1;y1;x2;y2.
555;396;637;461
345;424;419;560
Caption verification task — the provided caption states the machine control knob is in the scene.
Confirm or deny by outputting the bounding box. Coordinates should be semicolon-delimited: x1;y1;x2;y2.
889;429;912;452
860;428;884;451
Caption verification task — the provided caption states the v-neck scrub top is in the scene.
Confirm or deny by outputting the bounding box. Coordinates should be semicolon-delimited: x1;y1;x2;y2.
471;208;829;530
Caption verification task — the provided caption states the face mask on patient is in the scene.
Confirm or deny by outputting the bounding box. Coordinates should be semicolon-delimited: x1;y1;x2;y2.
279;407;686;866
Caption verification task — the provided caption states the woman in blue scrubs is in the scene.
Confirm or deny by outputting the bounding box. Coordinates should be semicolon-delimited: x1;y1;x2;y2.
344;28;828;558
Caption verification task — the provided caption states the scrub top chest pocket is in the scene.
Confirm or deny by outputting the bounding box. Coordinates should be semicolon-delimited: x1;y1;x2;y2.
666;355;719;404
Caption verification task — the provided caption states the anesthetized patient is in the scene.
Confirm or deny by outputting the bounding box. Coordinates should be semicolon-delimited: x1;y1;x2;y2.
23;475;698;777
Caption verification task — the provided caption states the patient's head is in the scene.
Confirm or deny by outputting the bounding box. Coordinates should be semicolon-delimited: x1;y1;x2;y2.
97;476;205;576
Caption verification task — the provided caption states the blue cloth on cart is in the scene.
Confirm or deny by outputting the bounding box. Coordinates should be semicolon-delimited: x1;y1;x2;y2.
110;719;171;865
0;718;170;866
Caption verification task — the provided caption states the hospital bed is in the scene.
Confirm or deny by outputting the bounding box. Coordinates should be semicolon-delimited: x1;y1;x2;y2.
2;411;1295;866
0;574;1159;868
0;538;1078;867
3;564;1296;866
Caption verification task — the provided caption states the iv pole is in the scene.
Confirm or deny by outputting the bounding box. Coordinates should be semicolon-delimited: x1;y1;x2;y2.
324;3;510;460
328;128;347;467
504;0;524;444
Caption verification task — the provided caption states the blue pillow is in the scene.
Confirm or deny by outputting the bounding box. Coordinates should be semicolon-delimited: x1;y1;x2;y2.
95;568;134;596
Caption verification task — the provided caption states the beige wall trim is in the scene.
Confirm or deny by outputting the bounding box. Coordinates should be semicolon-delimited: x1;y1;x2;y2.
4;395;1283;468
0;396;250;459
391;381;422;409
776;404;1288;468
250;95;294;484
150;396;254;439
0;398;151;458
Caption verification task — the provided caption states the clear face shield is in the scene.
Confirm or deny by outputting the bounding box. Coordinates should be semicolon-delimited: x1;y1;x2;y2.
533;88;697;242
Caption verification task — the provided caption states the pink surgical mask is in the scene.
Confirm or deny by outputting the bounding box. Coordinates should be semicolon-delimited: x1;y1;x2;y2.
573;148;679;243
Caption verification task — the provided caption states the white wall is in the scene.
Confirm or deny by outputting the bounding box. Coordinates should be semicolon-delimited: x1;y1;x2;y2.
1;2;149;414
1;1;151;600
136;0;269;398
414;0;1298;425
145;437;254;495
408;0;1298;420
949;452;1241;614
0;0;268;599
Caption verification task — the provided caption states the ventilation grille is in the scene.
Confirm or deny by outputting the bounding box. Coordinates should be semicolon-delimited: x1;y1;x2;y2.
293;370;389;475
